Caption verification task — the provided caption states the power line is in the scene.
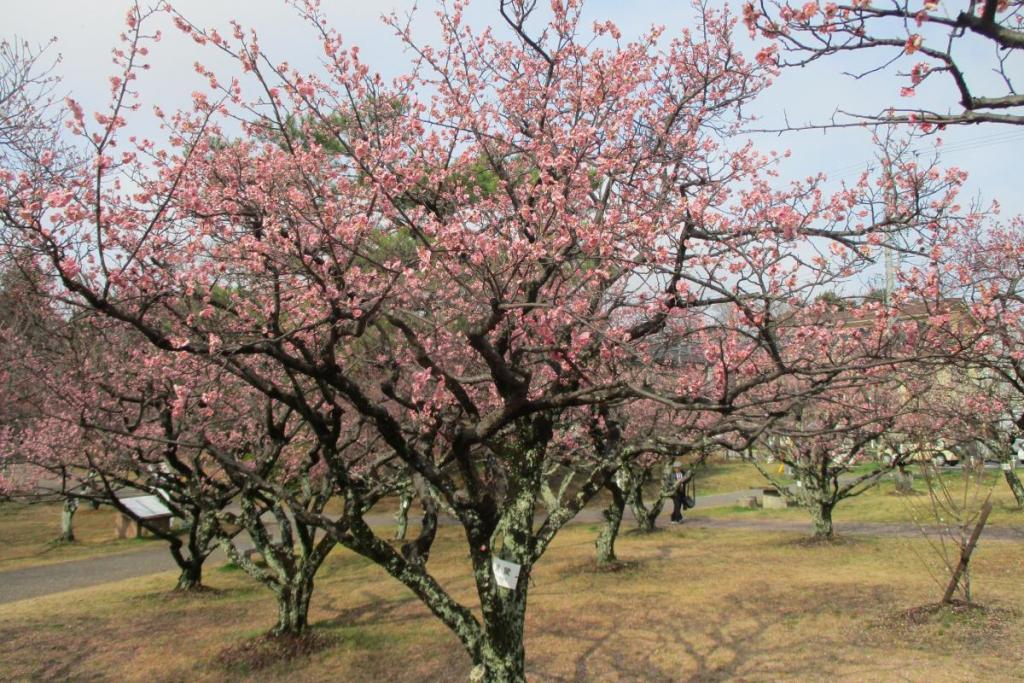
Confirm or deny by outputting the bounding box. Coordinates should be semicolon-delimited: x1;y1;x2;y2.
823;131;1024;182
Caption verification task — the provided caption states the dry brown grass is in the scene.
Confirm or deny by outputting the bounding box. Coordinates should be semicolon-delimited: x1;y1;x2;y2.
2;520;1023;682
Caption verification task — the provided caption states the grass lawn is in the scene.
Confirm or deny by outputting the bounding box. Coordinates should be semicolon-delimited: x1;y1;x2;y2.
3;462;1018;572
701;465;1024;528
692;458;913;497
1;522;1022;681
692;457;792;495
0;496;408;572
0;501;167;570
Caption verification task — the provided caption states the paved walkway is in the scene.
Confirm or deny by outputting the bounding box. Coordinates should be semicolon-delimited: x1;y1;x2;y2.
1;487;1019;605
0;545;191;604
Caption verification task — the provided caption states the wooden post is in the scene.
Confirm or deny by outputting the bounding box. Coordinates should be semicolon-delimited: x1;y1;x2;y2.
942;500;993;604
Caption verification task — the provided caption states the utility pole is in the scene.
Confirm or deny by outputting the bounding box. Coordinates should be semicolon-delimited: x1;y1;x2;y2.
884;243;896;304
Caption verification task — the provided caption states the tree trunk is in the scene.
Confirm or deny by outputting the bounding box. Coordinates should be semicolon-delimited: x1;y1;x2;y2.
175;560;203;592
894;465;914;495
810;502;834;540
628;477;665;533
942;501;992;605
1003;467;1024;508
168;511;214;592
402;486;438;565
394;490;413;540
474;607;527;683
273;576;313;636
634;504;660;532
595;482;625;565
58;496;78;543
472;557;530;683
468;439;544;683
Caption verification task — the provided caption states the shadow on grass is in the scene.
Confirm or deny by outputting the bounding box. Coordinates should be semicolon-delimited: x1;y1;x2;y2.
529;581;914;682
157;584;227;600
0;615;107;681
317;591;421;630
23;535;160;561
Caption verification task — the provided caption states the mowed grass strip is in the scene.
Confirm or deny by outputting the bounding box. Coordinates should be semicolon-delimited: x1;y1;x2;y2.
700;466;1024;527
1;523;1022;682
0;502;167;570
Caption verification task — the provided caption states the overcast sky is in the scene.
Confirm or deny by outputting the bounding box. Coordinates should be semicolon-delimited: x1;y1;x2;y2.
3;0;1020;277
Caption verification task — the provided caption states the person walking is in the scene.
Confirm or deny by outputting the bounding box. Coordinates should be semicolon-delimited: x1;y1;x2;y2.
669;462;693;524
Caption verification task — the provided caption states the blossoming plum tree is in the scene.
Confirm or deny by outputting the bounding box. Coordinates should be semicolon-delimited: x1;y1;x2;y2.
0;304;249;590
909;216;1024;506
739;362;927;540
0;1;975;679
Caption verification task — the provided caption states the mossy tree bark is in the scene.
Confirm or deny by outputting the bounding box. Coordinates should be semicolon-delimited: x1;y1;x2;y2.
627;464;672;533
57;495;78;543
471;490;535;682
168;511;219;592
220;485;337;637
809;501;834;540
1003;466;1024;508
394;488;414;540
271;570;317;635
595;478;626;565
470;419;620;681
400;473;438;565
174;558;204;592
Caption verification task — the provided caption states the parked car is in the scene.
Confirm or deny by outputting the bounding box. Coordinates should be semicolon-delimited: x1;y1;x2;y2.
879;440;960;467
929;448;960;467
1012;439;1024;465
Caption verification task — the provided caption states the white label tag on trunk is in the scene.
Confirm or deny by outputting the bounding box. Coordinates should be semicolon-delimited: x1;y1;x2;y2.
1003;462;1013;471
492;557;521;590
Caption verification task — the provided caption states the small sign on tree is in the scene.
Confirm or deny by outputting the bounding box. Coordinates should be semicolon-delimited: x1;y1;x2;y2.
492;557;521;590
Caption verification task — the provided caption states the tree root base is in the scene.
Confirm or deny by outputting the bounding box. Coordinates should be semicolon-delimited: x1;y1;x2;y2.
785;535;859;547
624;527;664;536
216;631;332;671
164;585;221;599
868;601;1020;651
594;559;642;573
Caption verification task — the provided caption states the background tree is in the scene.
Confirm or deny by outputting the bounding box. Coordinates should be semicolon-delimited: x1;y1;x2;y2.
0;311;251;591
739;361;922;540
558;403;708;565
900;215;1024;506
896;380;1006;604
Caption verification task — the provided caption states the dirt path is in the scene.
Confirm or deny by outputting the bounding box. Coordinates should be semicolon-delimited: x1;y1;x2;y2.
1;488;1020;605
